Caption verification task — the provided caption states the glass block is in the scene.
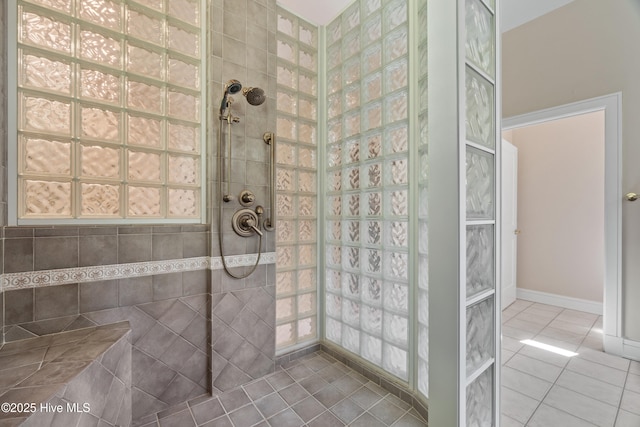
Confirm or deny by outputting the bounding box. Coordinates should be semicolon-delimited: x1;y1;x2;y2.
326;294;342;319
26;0;70;13
127;80;162;114
327;195;341;216
299;98;317;121
299;123;317;145
344;112;361;138
367;192;382;216
363;44;382;75
386;189;408;216
385;158;408;186
384;58;408;93
127;44;163;79
81;68;120;103
466;68;495;148
342;2;360;33
383;313;408;347
466;298;494;375
326;270;341;292
277;11;296;37
327;93;342;120
128;9;163;45
277;116;297;140
277;142;296;166
277;39;297;64
169;90;199;121
24;180;71;216
277;91;297;115
298;147;316;168
276;271;295;295
277;245;294;269
298;244;315;265
129;116;162;147
328;119;342;144
297;293;316;316
276;194;294;216
384;27;408;63
366;163;382;188
327;220;341;241
345;85;361;111
128;150;161;182
385;251;408;281
361;305;382;336
385;221;408;248
364;249;382;275
466;366;493;427
342;325;361;354
169;0;200;25
362;103;383;136
22;12;71;53
367;133;382;159
327;69;342;95
385;91;408;124
24;96;71;135
419;256;429;290
385;124;408;153
168;26;199;56
80;30;121;67
276;219;294;243
345;167;360;190
277;168;295;192
327;17;342;46
299;22;317;47
342;221;358;244
80;0;121;30
384;282;408;313
343;59;361;86
23;54;71;94
366;220;382;245
81;145;119;178
276;323;295;347
169;58;199;89
169;155;198;184
466;0;495;77
342;31;360;60
133;0;162;10
384;0;408;32
298;269;316;291
299;47;316;71
363;0;382;17
362;280;381;307
466;147;494;220
382;343;407;380
467;225;495;298
169;123;199;152
128;186;161;216
343;247;360;271
418;358;429;397
346;194;360;217
326;317;342;344
276;296;294;321
23;138;71;175
327;44;342;71
277;62;297;89
298;219;316;241
298;317;316;340
362;74;382;105
81;183;120;216
362;14;382;46
298;171;316;193
81;107;120;141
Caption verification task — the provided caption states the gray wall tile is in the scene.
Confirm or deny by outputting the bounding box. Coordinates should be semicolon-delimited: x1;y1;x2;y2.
79;235;117;266
80;280;119;313
119;276;153;307
152;233;183;261
34;237;79;270
34;283;78;320
118;234;152;263
153;273;184;301
4;288;34;325
4;238;34;272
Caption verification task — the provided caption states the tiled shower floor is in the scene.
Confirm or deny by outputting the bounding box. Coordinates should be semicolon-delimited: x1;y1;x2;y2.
136;351;427;427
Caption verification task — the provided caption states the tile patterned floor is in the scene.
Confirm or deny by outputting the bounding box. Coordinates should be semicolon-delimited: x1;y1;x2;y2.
136;351;427;427
501;300;640;427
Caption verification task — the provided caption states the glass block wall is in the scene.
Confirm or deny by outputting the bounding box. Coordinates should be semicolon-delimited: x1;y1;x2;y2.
274;8;319;351
324;0;411;381
15;0;204;221
464;0;497;424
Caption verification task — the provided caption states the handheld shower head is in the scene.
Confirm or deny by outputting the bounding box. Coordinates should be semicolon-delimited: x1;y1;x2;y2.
242;87;266;106
220;79;243;116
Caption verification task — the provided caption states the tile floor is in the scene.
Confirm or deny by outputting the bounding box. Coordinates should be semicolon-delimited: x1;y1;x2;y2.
136;351;427;427
501;299;640;427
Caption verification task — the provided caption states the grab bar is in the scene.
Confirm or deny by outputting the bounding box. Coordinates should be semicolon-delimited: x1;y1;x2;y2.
263;131;276;232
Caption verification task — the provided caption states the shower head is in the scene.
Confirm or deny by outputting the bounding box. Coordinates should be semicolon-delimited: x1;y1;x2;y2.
242;87;266;106
220;79;243;116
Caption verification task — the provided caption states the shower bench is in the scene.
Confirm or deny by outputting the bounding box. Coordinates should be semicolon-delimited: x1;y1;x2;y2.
0;321;131;427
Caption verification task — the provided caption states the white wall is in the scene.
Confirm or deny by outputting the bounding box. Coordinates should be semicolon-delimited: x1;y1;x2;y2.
502;0;640;340
508;112;605;303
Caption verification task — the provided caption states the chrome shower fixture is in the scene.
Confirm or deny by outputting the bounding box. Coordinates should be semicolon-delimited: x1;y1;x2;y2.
219;79;265;117
219;79;243;116
242;87;266;106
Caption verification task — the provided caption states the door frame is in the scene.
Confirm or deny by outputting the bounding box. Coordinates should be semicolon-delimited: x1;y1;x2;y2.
501;139;518;310
502;92;622;355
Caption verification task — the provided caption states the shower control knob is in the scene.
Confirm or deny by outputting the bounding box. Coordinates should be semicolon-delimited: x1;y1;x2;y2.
239;190;255;206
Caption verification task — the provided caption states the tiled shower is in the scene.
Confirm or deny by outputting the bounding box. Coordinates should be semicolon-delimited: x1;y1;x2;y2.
0;0;499;425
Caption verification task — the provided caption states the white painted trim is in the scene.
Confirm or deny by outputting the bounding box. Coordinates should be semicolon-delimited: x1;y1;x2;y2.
516;288;602;315
604;334;640;362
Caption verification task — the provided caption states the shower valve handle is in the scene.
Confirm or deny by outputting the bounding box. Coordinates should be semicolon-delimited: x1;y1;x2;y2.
241;217;263;236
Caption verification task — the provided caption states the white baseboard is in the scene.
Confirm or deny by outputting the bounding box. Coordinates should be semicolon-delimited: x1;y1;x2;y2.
604;334;640;362
516;288;603;315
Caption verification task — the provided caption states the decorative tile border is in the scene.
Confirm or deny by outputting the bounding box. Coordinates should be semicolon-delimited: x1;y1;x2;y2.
1;252;276;291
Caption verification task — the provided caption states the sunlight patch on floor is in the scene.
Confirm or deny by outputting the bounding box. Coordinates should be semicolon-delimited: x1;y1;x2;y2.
520;339;579;357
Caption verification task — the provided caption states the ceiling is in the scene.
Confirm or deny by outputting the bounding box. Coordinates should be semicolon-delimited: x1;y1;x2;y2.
277;0;575;30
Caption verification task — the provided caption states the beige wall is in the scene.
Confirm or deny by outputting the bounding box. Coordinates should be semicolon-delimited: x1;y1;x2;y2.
502;0;640;340
508;112;605;303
